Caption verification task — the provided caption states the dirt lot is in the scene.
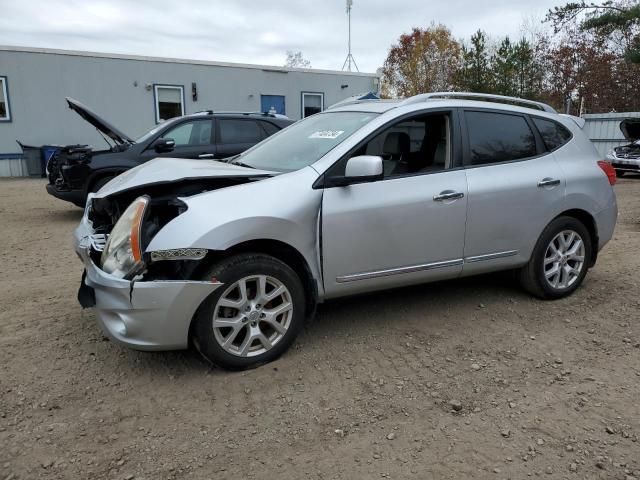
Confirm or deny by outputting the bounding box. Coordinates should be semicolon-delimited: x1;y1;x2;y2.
0;177;639;480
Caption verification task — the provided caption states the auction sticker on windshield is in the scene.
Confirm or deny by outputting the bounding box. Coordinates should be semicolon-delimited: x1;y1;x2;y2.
309;130;344;139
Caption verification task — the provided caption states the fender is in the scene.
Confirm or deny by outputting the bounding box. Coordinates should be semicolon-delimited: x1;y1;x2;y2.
146;167;324;292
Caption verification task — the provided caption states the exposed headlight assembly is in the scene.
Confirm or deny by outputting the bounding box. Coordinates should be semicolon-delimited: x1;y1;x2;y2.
100;196;149;279
606;149;616;161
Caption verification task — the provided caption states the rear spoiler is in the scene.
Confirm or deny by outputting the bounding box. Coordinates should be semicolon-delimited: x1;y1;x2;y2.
559;114;586;129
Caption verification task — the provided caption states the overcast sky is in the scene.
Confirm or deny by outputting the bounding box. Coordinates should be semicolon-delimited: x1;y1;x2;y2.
1;0;568;72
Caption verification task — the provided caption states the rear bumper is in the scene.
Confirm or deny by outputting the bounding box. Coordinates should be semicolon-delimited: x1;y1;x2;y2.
74;216;222;351
46;184;86;207
594;196;618;252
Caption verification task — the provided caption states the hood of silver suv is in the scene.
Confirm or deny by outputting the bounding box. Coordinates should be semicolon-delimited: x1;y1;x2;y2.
94;157;274;198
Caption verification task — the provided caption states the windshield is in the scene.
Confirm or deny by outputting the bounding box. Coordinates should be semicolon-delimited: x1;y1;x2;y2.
237;111;378;172
135;118;180;144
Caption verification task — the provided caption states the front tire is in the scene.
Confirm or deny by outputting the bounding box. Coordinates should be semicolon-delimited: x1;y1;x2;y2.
90;175;115;194
519;216;592;299
192;254;306;370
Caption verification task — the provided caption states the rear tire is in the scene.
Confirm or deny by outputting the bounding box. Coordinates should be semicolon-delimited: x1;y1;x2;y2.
192;253;306;370
518;216;592;300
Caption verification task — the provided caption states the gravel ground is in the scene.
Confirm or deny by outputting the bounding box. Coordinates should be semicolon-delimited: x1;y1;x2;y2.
1;177;639;480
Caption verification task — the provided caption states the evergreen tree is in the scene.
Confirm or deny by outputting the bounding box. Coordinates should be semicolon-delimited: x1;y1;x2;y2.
456;30;493;92
491;37;516;96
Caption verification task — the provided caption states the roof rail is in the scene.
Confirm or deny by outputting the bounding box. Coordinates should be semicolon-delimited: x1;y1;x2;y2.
399;92;557;113
192;110;285;118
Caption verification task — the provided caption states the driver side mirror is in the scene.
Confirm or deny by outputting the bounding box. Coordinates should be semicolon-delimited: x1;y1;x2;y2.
327;155;383;187
152;138;175;153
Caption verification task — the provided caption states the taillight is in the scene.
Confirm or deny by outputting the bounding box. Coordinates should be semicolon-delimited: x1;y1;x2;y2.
597;160;617;185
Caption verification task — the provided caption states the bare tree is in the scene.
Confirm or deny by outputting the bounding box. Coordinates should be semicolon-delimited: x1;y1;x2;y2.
284;50;312;69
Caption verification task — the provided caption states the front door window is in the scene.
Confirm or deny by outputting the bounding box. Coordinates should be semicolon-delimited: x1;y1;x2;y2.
162;120;213;146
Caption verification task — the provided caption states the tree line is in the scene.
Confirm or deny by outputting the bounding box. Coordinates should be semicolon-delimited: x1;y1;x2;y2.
381;1;640;114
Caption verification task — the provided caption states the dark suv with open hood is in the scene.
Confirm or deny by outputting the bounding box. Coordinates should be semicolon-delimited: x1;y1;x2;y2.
606;118;640;177
46;98;293;206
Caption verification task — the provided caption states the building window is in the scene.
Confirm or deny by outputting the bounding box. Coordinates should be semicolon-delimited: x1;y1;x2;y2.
0;77;10;122
301;92;324;118
154;85;184;123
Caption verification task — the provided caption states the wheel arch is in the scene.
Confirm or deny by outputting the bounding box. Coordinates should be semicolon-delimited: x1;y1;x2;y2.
86;168;126;194
190;239;319;319
554;208;598;267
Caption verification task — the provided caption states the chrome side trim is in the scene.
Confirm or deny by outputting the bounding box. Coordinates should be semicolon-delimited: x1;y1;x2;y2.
149;248;208;262
464;250;518;263
336;259;463;283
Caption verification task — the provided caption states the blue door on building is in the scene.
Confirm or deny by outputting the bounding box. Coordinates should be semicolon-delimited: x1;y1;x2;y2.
260;95;285;115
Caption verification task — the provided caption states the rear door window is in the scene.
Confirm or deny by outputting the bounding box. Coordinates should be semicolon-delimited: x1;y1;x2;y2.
532;117;572;151
464;111;537;166
218;119;264;145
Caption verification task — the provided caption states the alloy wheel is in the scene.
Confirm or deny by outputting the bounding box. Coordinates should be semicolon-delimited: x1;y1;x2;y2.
543;230;585;290
212;275;293;357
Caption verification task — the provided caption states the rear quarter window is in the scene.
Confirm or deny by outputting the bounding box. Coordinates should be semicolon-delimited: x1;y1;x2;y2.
532;117;573;151
464;111;537;166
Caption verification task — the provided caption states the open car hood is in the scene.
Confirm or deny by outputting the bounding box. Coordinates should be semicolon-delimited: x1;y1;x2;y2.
66;97;135;146
94;157;274;198
620;118;640;142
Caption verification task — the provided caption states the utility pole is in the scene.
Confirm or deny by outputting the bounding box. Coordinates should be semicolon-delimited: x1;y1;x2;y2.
342;0;359;72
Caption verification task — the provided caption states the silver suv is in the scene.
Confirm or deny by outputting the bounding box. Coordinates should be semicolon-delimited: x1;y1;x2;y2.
74;92;618;369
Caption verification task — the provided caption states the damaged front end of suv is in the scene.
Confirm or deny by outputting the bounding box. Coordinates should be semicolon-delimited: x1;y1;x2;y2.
74;158;277;350
46;98;136;207
607;118;640;176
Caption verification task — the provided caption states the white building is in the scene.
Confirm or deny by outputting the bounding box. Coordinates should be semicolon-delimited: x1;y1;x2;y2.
0;46;379;176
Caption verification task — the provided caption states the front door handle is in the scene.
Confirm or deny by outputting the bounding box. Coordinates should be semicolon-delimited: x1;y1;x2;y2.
198;153;215;159
537;178;561;188
433;190;465;202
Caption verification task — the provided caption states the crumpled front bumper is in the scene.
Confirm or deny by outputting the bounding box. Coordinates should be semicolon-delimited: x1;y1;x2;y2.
73;210;222;351
46;183;86;207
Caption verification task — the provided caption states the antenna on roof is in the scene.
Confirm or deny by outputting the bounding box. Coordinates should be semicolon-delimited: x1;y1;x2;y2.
342;0;359;72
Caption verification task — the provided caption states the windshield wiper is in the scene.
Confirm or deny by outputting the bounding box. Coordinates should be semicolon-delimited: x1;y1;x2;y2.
229;161;256;170
223;157;256;169
222;154;240;163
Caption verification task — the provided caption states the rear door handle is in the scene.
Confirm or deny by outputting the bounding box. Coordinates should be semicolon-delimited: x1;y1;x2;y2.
198;153;215;159
433;190;465;202
537;178;561;188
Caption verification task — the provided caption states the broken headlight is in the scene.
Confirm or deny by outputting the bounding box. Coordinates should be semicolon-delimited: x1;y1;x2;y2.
100;196;149;279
